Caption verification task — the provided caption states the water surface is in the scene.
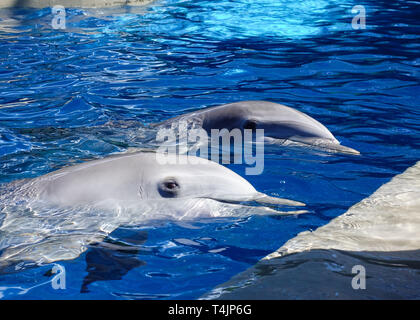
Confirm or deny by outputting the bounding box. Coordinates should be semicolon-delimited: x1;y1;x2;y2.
0;0;419;299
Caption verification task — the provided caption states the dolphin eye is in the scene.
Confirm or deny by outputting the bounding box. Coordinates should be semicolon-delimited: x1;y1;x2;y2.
244;120;257;130
158;177;180;198
165;181;178;189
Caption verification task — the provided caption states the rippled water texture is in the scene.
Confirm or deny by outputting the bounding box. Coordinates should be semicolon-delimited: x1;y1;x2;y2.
0;0;419;299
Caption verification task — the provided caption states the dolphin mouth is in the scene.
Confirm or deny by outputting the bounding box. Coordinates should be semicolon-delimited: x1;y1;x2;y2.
205;192;307;215
250;193;306;206
320;143;361;155
265;136;360;155
302;138;360;155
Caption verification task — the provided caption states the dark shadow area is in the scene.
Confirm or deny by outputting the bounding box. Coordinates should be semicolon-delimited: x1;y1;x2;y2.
172;238;272;265
209;249;420;299
81;230;149;293
4;0;28;9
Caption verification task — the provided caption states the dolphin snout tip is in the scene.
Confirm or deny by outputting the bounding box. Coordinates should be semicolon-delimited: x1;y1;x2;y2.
292;200;306;207
341;145;361;156
323;142;361;156
254;194;306;207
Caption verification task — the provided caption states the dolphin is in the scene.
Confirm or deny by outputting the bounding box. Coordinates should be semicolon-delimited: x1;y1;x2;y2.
154;101;360;155
23;151;304;208
0;152;305;270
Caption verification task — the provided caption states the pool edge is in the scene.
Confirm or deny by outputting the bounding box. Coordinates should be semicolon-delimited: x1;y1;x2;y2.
201;160;420;299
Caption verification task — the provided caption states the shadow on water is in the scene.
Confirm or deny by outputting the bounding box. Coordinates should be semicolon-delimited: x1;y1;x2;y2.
209;248;420;300
80;229;149;293
80;228;272;293
172;238;272;265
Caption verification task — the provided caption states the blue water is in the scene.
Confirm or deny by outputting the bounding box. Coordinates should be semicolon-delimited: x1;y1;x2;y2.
0;0;419;299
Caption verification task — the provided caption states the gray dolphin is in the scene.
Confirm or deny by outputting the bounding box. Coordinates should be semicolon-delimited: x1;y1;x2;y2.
155;101;359;155
0;152;305;269
27;151;304;208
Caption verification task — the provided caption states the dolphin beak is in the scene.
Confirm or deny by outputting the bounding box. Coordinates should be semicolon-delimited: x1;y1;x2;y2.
208;193;306;207
205;193;308;216
251;193;306;207
325;143;361;155
245;194;308;215
265;136;360;155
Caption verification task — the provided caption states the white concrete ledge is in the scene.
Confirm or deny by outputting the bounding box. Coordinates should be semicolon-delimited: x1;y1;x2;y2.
203;161;420;299
0;0;154;8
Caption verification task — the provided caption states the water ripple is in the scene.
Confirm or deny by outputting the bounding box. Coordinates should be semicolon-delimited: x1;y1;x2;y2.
0;0;419;299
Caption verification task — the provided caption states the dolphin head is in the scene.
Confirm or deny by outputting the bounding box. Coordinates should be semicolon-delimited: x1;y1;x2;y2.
241;103;337;140
32;152;304;218
200;101;360;155
139;153;305;207
135;153;305;220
